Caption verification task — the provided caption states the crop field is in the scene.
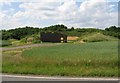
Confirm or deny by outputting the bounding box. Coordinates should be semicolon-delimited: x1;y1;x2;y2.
2;41;118;77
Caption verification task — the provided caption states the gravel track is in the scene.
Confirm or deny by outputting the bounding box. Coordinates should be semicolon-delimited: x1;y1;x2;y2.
1;43;61;51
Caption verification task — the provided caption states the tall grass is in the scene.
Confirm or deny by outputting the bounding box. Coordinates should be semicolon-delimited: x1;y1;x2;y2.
0;40;12;47
2;41;118;77
79;33;117;42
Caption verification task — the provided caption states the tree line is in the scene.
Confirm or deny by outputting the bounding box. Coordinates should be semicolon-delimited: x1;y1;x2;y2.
1;24;120;40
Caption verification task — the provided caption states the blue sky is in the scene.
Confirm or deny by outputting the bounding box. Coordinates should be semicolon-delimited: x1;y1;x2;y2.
0;0;118;30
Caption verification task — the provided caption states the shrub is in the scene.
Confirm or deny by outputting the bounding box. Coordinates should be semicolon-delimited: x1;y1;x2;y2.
20;34;41;44
0;40;12;47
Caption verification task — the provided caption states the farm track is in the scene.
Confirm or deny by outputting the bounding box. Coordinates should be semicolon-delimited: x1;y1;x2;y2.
1;43;62;51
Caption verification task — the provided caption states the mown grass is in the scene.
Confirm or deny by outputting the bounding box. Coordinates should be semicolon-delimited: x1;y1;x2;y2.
2;41;118;77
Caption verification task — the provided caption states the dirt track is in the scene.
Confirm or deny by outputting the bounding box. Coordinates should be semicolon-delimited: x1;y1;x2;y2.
1;43;61;51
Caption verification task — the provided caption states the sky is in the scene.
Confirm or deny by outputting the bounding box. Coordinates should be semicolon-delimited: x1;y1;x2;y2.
0;0;119;30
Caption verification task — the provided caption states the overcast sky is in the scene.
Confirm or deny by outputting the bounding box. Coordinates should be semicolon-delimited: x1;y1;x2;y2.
0;0;119;30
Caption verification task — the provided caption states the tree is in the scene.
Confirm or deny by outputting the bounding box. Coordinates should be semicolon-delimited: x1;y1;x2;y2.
71;27;74;31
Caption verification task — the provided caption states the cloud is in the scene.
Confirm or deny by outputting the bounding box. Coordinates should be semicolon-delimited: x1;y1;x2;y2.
56;0;118;28
0;0;118;30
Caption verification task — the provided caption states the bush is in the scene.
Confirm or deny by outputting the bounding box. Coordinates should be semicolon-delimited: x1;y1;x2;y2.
20;34;41;44
0;40;12;47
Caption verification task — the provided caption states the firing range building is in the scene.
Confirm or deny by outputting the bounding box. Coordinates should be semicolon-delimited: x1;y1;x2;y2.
40;32;67;43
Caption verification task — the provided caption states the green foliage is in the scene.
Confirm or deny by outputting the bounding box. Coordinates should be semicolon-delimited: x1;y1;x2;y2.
65;28;103;37
31;34;41;44
2;26;40;40
43;24;67;32
0;40;12;47
9;39;26;46
104;26;120;39
1;25;120;41
1;30;12;40
79;33;117;42
20;34;41;44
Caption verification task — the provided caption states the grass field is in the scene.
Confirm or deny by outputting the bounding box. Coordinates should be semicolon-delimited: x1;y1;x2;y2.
2;41;118;77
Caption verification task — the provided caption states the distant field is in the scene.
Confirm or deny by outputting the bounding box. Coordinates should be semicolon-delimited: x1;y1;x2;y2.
2;41;118;77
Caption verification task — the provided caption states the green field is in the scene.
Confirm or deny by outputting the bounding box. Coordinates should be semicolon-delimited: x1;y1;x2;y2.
2;41;118;77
